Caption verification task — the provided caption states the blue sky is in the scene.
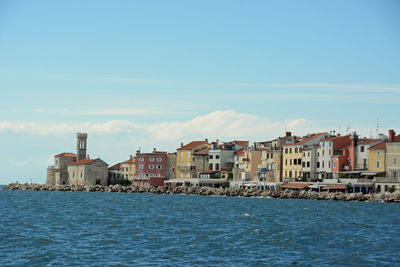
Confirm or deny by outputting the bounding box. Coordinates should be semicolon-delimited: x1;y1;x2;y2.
0;0;399;184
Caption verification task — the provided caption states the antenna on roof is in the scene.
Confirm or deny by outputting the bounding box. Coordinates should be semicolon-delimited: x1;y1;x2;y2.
376;118;380;139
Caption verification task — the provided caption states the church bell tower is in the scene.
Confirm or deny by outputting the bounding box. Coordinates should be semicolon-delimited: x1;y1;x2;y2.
76;133;88;161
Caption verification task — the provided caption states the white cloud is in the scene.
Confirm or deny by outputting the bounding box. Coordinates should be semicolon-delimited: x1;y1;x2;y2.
0;110;314;143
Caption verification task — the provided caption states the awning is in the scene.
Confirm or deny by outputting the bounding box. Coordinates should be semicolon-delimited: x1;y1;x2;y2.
322;185;347;190
361;172;377;176
281;183;311;189
259;168;269;173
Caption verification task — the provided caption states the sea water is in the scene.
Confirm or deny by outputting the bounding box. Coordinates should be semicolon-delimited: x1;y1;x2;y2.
1;189;399;266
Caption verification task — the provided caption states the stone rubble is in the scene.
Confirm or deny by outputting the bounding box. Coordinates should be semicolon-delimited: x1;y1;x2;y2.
3;183;400;203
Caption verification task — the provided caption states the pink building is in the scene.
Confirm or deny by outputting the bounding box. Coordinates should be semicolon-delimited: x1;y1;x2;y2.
133;148;167;187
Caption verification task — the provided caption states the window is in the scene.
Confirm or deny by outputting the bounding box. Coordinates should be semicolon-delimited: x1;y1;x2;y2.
209;163;213;170
55;159;58;165
285;148;288;154
395;158;398;165
157;165;162;169
307;162;310;168
72;172;75;178
157;158;162;162
149;164;154;169
377;151;381;157
295;148;298;153
302;162;305;167
323;150;325;156
363;159;367;168
333;161;337;169
361;146;365;152
299;148;302;153
376;161;381;168
329;149;331;156
149;158;155;162
285;159;288;166
80;172;83;178
290;148;292;154
329;142;332;147
267;154;269;159
298;159;301;165
139;164;144;169
308;152;310;157
139;157;144;162
216;155;220;159
290;159;292;165
323;142;325;148
317;162;320;168
209;155;213;159
328;161;331;168
293;159;297;165
216;163;220;170
271;153;273;159
285;171;287;177
322;161;325;168
289;171;292;178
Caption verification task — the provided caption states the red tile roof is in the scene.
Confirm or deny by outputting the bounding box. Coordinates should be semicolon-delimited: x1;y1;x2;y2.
234;141;249;147
178;141;207;151
121;158;135;164
69;159;96;166
235;148;244;156
55;152;76;158
109;163;121;169
358;139;380;145
193;148;209;155
281;183;311;189
284;133;327;146
368;142;386;150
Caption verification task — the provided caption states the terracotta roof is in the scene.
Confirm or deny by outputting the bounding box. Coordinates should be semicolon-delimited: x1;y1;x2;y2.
281;183;311;189
69;159;96;166
284;133;327;146
235;148;244;156
234;141;249;147
177;141;207;151
55;152;76;158
391;135;400;142
121;158;135;164
194;148;209;155
369;142;386;150
109;163;121;169
358;139;380;145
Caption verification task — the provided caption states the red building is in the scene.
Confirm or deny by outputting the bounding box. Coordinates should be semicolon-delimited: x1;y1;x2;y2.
133;148;167;187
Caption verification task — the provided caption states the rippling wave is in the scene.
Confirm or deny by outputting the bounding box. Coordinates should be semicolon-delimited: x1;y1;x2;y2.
1;190;399;266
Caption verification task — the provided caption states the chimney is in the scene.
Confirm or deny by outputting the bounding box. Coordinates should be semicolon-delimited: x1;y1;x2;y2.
205;138;208;143
87;154;90;159
216;139;219;144
180;142;183;148
286;132;291;137
136;150;140;154
130;155;133;160
153;148;156;153
389;130;395;142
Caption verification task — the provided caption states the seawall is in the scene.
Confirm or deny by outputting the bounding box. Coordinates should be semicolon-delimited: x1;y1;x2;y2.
3;183;400;203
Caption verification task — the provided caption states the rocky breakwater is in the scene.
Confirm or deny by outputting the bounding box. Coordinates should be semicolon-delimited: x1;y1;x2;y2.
3;183;400;203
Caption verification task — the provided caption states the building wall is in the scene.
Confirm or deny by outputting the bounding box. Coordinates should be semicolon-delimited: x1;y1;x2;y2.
121;161;135;180
209;150;234;171
302;147;317;179
282;145;303;180
386;142;400;178
136;153;167;178
166;153;177;180
68;161;108;186
193;155;208;178
368;148;385;172
243;151;262;180
318;141;333;175
176;149;193;178
46;167;56;185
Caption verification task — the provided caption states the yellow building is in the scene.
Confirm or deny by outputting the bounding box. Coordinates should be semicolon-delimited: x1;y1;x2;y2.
121;157;136;181
386;130;400;178
282;133;330;181
368;142;385;173
282;144;303;181
176;141;209;178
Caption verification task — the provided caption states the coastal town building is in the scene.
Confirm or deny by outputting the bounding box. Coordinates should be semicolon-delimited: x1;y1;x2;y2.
176;140;209;179
108;163;122;181
67;158;109;186
386;130;400;178
133;149;167;187
121;156;135;180
368;142;386;173
47;133;108;186
283;132;331;182
166;153;177;180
